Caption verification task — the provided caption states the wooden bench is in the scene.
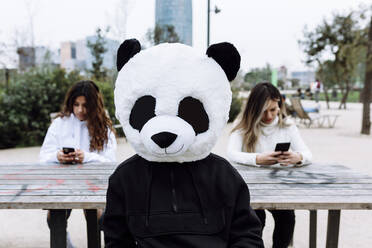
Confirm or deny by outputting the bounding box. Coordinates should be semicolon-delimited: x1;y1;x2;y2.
290;97;339;128
1;162;372;247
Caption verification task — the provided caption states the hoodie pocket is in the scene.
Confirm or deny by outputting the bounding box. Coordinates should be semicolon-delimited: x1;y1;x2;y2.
127;209;225;238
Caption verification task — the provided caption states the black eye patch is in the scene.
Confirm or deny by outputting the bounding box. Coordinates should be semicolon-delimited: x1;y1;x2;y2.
178;97;209;135
130;95;156;131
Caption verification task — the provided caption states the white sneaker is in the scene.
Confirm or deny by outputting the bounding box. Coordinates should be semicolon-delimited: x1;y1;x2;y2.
66;232;76;248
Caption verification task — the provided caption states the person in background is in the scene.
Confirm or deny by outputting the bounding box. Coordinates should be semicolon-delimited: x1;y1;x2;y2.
314;79;321;103
332;87;338;100
305;87;313;100
39;80;117;248
227;82;312;248
296;88;304;99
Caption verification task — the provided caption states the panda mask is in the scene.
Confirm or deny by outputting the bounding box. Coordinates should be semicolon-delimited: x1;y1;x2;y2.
114;39;240;163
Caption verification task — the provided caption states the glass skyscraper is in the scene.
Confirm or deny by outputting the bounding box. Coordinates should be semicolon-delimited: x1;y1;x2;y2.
155;0;192;46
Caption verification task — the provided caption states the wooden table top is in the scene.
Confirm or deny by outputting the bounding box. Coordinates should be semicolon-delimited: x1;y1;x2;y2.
1;162;372;210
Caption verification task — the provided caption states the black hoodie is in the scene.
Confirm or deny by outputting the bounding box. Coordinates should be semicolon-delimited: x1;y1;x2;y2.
104;153;264;248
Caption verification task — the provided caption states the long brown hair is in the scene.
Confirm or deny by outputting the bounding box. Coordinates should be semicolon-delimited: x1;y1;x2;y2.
232;82;287;152
58;80;114;151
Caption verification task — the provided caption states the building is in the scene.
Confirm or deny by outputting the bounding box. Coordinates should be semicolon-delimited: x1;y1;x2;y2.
17;46;59;70
278;66;287;81
291;71;315;87
155;0;193;46
60;42;82;71
60;36;119;72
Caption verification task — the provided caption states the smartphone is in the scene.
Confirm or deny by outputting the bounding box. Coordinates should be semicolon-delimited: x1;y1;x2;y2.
275;142;290;152
62;147;75;154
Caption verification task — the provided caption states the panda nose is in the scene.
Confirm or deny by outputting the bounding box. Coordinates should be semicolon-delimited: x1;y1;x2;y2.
151;132;178;149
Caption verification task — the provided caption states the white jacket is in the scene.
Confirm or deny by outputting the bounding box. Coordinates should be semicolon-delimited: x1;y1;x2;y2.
39;114;117;163
227;117;312;167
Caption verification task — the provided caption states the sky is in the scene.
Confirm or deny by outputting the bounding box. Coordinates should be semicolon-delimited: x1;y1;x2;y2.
0;0;370;72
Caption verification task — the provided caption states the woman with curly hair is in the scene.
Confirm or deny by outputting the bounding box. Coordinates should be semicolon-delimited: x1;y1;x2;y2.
40;80;117;163
39;80;117;248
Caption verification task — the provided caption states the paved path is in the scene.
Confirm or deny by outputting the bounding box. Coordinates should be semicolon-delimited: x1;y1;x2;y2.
0;101;371;247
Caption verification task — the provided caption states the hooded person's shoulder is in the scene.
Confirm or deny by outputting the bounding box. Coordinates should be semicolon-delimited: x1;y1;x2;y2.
201;153;243;179
111;155;146;177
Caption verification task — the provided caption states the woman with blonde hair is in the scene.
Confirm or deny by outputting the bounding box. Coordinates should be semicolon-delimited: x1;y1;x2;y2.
227;82;312;248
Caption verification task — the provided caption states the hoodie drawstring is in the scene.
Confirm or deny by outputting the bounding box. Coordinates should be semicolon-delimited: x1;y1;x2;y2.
187;166;208;225
145;163;153;227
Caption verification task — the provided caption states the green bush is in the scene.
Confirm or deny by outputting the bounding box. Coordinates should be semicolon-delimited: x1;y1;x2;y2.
0;68;78;148
319;91;361;102
95;81;124;137
228;90;242;123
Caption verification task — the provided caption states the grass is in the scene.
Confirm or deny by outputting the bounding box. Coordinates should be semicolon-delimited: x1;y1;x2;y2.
318;91;361;103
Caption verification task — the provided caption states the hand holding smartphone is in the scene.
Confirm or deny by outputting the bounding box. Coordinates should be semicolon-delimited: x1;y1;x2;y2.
274;142;290;152
61;147;76;164
63;147;75;154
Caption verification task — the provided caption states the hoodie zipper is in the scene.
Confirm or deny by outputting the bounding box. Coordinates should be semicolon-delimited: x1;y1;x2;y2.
170;167;178;213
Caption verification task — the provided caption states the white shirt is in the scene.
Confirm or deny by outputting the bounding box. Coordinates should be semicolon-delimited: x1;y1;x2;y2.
39;114;117;163
227;117;312;167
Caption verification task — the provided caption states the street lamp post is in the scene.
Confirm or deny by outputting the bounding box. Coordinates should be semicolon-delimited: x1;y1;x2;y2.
207;0;221;47
207;0;210;47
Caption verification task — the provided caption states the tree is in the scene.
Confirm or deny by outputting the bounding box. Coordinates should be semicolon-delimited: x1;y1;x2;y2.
290;78;300;88
87;27;109;80
299;9;368;109
243;63;272;89
229;71;244;123
316;60;340;108
146;24;180;45
361;16;372;135
0;68;79;148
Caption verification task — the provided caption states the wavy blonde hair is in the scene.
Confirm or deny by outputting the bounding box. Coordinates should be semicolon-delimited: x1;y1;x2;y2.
232;82;288;152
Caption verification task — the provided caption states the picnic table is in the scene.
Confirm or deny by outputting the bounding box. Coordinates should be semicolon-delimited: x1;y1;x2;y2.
235;163;372;248
0;162;111;248
1;162;372;248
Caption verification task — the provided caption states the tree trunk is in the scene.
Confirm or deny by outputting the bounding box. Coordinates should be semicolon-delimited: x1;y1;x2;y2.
324;87;330;109
338;83;350;109
5;68;9;92
361;16;372;135
339;85;345;95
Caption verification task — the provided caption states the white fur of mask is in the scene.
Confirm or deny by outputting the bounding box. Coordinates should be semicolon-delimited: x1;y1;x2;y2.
114;43;232;163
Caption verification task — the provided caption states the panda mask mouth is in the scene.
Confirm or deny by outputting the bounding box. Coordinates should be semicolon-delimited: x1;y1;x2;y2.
140;115;195;157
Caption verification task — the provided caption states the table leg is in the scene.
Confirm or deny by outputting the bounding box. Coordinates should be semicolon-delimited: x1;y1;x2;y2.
326;210;341;248
309;210;317;248
50;209;67;248
86;209;101;248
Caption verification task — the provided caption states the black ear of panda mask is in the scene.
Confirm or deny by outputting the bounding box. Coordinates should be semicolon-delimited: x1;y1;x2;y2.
206;42;241;82
117;38;141;71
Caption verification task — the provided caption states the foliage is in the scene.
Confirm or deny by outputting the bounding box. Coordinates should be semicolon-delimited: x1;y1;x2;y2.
316;60;339;90
361;14;372;134
243;64;272;89
95;81;115;122
146;24;180;45
277;79;285;89
290;78;300;88
228;89;242;123
95;80;124;137
0;68;81;148
318;91;360;102
87;27;109;80
299;8;370;108
229;72;244;123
